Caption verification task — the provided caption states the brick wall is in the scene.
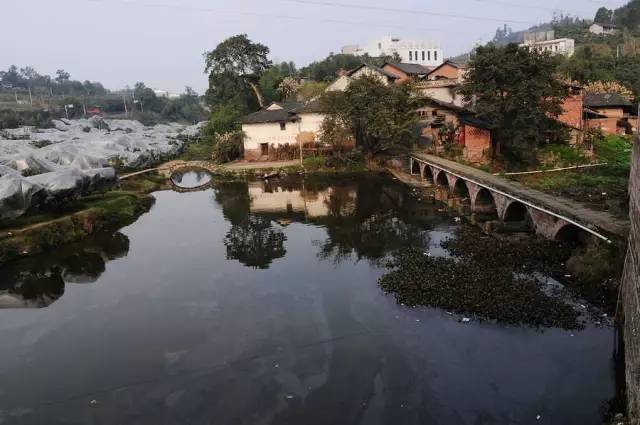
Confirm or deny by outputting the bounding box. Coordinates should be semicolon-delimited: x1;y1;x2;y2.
462;125;491;163
623;136;640;423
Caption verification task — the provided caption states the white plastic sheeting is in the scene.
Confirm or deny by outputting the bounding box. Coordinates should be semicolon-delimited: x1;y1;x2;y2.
0;118;204;219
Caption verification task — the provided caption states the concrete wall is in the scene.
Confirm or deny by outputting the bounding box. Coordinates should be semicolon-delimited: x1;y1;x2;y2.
623;136;640;423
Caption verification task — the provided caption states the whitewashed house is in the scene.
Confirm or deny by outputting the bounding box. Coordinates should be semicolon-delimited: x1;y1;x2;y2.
241;100;326;160
589;22;621;36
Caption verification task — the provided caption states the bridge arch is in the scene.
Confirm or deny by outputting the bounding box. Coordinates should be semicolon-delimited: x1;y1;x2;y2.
554;223;592;246
473;188;498;218
453;178;470;199
503;201;529;222
411;160;421;176
435;170;449;187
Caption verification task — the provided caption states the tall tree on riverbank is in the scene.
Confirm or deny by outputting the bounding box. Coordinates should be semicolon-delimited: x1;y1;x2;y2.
459;43;568;165
204;34;271;111
320;76;418;155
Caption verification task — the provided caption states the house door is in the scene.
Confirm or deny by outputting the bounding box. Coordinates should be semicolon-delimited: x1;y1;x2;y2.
260;143;269;156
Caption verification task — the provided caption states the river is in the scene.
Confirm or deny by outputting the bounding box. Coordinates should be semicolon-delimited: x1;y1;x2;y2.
0;172;616;424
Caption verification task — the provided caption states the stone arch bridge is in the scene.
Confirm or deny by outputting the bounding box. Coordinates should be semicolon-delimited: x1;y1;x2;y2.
410;153;629;243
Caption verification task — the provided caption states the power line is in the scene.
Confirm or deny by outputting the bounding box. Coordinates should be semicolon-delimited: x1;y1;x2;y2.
83;0;503;36
281;0;539;24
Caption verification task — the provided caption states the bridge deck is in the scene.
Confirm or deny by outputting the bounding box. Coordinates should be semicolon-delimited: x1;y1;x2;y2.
411;152;630;239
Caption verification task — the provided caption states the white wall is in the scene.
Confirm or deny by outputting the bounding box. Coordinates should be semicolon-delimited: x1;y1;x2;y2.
242;113;325;152
243;121;300;151
350;36;444;67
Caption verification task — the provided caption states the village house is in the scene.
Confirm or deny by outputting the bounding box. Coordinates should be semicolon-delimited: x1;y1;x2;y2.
589;22;621;36
381;62;432;83
415;61;467;107
416;97;492;164
584;92;637;135
326;63;399;92
241;100;326;160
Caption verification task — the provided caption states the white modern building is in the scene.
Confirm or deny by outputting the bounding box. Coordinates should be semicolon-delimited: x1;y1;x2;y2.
519;29;575;57
341;36;444;67
520;38;575;57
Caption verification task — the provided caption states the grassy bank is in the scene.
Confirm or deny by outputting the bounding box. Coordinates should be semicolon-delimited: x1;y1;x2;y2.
0;174;167;264
511;136;632;218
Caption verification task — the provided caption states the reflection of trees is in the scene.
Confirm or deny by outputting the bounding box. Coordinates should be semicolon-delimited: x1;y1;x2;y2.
315;178;430;263
0;232;130;308
224;215;287;269
212;174;435;268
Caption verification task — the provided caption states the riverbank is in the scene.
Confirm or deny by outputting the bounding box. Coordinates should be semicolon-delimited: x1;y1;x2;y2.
0;173;166;264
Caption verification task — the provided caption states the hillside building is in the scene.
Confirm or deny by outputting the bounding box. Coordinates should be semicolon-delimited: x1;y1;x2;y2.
341;36;444;67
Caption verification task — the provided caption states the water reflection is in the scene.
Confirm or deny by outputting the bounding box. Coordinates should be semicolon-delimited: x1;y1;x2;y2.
214;175;442;268
171;170;212;189
0;232;129;308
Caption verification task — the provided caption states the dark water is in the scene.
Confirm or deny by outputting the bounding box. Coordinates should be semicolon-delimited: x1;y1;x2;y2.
0;174;616;425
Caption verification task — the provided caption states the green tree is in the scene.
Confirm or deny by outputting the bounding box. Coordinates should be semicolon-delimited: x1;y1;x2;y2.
204;34;271;109
594;7;613;24
321;75;417;155
458;43;568;165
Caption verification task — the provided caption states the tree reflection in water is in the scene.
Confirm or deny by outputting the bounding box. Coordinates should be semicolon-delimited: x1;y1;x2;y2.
0;232;130;308
224;215;287;269
213;174;437;269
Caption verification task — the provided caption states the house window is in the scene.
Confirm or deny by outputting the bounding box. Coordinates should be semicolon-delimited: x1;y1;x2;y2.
280;122;286;131
434;51;438;61
428;51;431;60
409;51;413;61
432;110;438;117
422;51;425;61
378;42;382;50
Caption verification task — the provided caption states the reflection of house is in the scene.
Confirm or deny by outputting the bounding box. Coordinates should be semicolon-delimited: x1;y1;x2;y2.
415;61;467;107
326;63;399;92
242;100;326;160
584;93;637;135
248;181;356;218
589;22;621;36
416;97;492;163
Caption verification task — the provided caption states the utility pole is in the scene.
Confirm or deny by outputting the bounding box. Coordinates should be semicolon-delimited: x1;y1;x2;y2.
123;95;128;117
28;87;33;106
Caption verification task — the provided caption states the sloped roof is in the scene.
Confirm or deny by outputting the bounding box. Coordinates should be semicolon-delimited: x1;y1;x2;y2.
242;100;326;124
346;63;399;79
419;96;473;115
300;98;327;114
584;92;633;108
426;60;467;79
242;102;303;124
385;62;432;75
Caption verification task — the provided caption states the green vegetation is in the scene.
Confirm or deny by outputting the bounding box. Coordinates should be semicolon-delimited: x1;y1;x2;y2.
513;135;632;216
320;75;418;155
0;108;52;129
0;65;206;124
0;191;154;264
459;44;568;165
299;52;401;82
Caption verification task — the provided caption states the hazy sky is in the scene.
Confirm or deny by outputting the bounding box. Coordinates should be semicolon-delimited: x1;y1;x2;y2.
0;0;628;93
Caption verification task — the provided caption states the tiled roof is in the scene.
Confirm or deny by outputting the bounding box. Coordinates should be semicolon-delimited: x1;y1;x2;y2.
346;63;399;79
386;62;432;75
584;92;633;108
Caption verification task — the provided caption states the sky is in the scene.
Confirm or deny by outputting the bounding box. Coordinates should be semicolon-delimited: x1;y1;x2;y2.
0;0;629;94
